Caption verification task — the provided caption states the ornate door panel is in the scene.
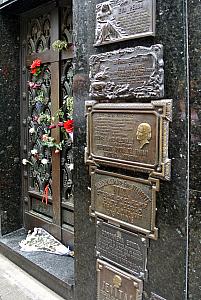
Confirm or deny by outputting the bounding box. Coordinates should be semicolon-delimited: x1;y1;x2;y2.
21;2;74;242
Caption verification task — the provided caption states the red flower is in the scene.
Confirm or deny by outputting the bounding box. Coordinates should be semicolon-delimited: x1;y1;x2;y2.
64;120;74;133
31;59;42;69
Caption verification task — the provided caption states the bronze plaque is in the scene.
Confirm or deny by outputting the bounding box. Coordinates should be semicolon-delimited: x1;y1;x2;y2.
97;259;143;300
89;45;164;100
96;220;148;278
95;0;155;46
85;100;172;181
91;169;159;239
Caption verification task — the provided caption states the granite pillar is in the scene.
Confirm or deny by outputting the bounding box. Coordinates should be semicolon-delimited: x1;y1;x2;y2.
0;13;21;235
73;0;189;299
188;0;201;299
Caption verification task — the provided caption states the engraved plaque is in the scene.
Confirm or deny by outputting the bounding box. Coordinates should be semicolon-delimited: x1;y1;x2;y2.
97;259;143;300
91;169;159;239
89;45;164;100
95;0;155;46
85;100;172;181
96;219;148;278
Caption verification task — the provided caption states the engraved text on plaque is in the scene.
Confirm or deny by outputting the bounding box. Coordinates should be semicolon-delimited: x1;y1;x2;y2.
95;0;155;46
89;45;164;100
96;219;148;278
97;259;143;300
91;169;159;239
85;100;172;180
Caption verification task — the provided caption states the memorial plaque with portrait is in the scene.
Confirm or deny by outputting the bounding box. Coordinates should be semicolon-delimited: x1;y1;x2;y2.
96;219;149;277
97;259;143;300
94;0;155;46
85;100;172;181
91;169;159;239
89;45;164;100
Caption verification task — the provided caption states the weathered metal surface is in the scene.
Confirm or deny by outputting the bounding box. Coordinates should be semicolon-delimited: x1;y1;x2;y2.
97;259;143;300
89;45;164;100
94;0;155;46
96;219;148;278
91;169;159;239
85;100;172;181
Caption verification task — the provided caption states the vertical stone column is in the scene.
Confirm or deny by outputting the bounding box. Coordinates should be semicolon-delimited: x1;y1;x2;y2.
74;0;189;299
0;13;21;235
73;1;97;300
188;0;201;299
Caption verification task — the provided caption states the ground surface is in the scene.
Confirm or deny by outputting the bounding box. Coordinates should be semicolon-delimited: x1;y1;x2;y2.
0;253;65;300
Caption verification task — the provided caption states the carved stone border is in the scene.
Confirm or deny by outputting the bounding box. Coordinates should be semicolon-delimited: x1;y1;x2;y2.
85;100;172;181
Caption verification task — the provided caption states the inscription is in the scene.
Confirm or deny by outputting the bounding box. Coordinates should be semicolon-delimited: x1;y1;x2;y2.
93;112;157;166
85;100;172;181
97;260;143;300
89;45;164;100
96;220;148;278
91;170;159;237
95;0;155;46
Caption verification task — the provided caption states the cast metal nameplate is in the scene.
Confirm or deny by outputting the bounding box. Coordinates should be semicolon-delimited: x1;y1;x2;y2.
89;45;164;100
97;259;143;300
96;219;148;278
90;169;159;239
85;100;172;181
94;0;155;46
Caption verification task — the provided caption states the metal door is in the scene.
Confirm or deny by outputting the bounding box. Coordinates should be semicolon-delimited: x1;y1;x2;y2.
20;1;74;243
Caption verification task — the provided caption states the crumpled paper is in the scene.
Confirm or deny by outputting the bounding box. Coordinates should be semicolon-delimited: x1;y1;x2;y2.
19;227;74;257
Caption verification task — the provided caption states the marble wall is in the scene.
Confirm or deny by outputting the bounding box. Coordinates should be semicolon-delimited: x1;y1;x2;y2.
189;0;201;299
0;13;21;235
73;0;189;299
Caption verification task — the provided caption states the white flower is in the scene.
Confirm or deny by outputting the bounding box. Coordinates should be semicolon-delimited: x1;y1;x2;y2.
69;163;74;171
31;149;38;155
29;127;35;134
41;158;48;165
69;132;73;141
22;159;28;165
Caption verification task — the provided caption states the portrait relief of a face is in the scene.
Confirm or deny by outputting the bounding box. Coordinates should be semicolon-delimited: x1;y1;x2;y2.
136;123;152;149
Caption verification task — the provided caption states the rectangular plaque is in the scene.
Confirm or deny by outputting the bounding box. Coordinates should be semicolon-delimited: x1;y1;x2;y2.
96;219;148;278
91;169;159;239
85;100;172;181
94;0;155;46
97;259;143;300
89;45;164;100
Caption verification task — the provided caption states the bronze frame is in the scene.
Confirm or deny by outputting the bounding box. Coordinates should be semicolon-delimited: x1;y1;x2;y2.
97;259;143;300
85;100;172;181
90;168;160;240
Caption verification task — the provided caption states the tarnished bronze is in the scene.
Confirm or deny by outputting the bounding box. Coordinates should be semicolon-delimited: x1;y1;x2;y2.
85;100;172;181
96;219;148;278
97;259;143;300
94;0;155;46
89;45;164;100
90;169;159;239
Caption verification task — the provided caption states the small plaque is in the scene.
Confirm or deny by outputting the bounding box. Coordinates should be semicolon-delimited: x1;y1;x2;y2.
96;219;148;278
97;259;143;300
85;100;172;181
89;45;164;100
94;0;155;46
91;169;159;239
